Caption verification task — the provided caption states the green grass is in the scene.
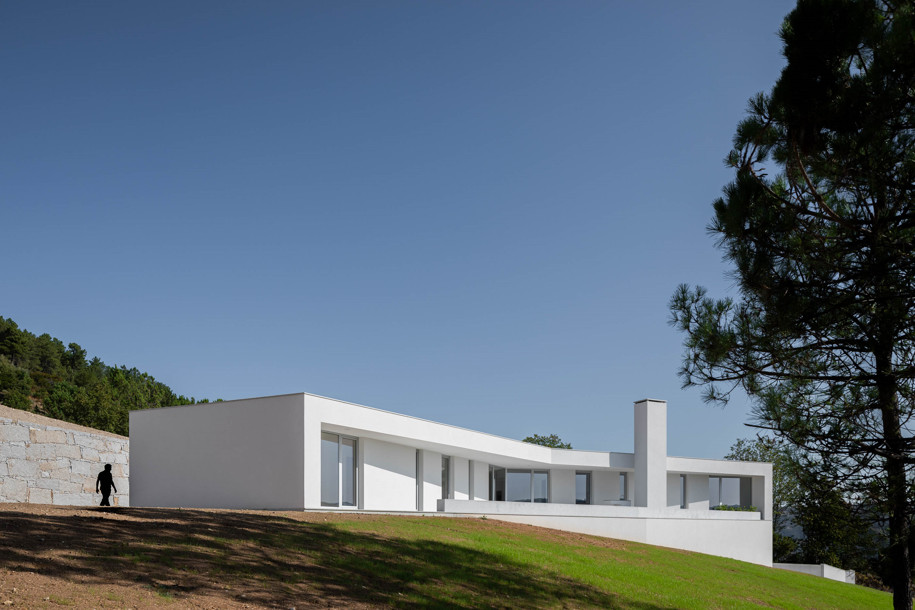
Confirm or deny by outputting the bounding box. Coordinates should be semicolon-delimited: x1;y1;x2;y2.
0;507;890;608
307;515;889;609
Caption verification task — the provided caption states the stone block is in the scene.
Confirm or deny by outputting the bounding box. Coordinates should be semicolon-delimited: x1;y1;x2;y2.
71;432;96;447
0;478;27;502
54;492;94;506
48;468;69;481
30;428;66;444
0;443;26;459
83;436;108;451
0;424;30;443
55;444;82;459
70;460;93;476
7;459;40;478
80;446;100;461
56;480;85;494
33;479;60;491
70;470;95;485
26;443;61;460
0;462;7;476
99;452;127;465
28;488;53;504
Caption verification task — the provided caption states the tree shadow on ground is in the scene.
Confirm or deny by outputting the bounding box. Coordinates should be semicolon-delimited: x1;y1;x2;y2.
0;508;676;609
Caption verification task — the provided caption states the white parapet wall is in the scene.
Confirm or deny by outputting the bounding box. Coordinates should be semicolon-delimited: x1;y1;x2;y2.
0;404;129;507
774;563;856;584
440;499;773;566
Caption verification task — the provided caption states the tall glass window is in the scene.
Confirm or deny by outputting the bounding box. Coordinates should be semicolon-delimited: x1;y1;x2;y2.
533;471;549;503
441;456;451;500
619;472;628;501
575;472;591;505
506;470;531;502
499;469;549;503
321;433;339;507
321;432;357;508
490;466;506;501
341;437;356;507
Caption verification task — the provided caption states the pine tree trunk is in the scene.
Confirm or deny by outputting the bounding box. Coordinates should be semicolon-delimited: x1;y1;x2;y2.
877;349;913;610
887;449;912;610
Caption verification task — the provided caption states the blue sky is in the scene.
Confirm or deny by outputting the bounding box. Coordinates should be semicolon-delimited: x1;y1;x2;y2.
2;1;798;458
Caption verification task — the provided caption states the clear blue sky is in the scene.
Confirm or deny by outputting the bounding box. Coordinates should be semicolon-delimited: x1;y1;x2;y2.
2;1;797;458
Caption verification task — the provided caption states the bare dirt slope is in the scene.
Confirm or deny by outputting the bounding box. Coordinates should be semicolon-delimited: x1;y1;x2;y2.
0;503;399;609
4;503;604;609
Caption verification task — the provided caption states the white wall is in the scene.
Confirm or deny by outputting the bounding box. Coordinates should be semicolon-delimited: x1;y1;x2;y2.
591;470;621;504
634;399;667;508
419;449;442;511
685;474;709;510
666;473;681;508
453;456;469;500
550;469;575;504
443;499;772;566
752;475;771;520
774;563;855;583
130;394;306;510
360;438;416;511
470;460;488;501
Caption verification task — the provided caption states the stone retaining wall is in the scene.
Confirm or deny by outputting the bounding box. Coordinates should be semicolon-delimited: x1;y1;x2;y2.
0;404;129;506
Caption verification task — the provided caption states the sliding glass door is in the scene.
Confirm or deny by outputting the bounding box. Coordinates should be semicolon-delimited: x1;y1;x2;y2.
321;432;357;507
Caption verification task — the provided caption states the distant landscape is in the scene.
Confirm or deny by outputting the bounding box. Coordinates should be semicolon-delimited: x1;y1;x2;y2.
0;316;209;436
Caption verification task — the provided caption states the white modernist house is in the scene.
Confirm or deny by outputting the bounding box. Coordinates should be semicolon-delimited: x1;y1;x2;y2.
129;392;773;566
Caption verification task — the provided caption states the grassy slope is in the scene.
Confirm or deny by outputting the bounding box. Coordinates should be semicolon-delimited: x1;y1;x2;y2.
0;506;890;609
335;516;887;609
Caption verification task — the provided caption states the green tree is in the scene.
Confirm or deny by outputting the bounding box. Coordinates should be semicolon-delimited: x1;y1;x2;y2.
725;437;878;567
0;316;204;436
63;342;87;372
522;434;572;449
789;471;878;573
669;1;915;605
0;358;32;410
0;318;28;367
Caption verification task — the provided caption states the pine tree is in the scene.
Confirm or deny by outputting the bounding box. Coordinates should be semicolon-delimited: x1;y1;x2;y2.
670;1;915;605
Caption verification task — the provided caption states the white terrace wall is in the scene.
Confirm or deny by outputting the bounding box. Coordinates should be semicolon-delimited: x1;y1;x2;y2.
0;404;129;506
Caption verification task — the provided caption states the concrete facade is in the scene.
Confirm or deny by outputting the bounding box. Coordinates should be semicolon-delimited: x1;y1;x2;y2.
0;404;129;506
130;392;774;566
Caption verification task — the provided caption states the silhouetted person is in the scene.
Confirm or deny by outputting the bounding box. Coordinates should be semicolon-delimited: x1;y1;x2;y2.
96;464;117;506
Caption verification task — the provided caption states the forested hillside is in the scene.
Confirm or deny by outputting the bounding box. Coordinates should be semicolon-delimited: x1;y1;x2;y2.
0;317;209;435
